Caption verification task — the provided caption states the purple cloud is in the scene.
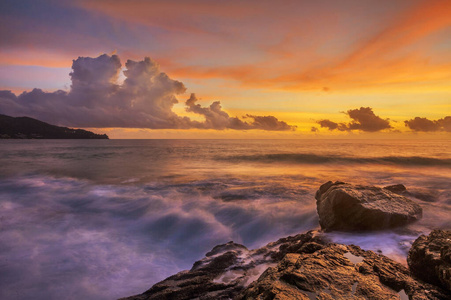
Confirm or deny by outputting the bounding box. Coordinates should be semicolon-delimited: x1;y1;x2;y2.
0;54;294;131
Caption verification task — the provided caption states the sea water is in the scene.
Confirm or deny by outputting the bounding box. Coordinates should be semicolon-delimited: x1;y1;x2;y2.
0;139;450;299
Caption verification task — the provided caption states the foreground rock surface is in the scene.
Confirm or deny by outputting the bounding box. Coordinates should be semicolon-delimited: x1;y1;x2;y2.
120;231;326;300
240;243;449;300
121;231;450;300
315;181;423;231
408;230;451;291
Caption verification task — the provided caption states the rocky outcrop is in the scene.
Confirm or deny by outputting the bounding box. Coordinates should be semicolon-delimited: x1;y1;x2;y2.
315;181;422;231
121;231;328;300
408;230;451;291
121;183;449;300
239;243;450;300
122;231;450;300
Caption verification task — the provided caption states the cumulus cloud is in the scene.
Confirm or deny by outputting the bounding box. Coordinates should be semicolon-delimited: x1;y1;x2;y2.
346;107;392;131
185;93;248;130
244;115;296;131
184;94;296;131
317;119;341;131
317;107;392;132
404;116;451;132
0;54;294;131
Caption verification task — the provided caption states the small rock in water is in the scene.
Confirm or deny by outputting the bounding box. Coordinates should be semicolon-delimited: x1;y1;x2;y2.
383;184;407;194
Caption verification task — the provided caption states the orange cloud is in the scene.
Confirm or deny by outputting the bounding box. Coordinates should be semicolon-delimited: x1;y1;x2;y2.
338;0;451;67
156;0;451;92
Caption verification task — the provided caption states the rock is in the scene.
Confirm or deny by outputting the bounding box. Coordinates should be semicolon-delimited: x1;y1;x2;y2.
120;231;328;300
121;242;247;300
383;184;407;194
408;230;451;291
315;181;423;231
121;230;451;300
239;243;450;300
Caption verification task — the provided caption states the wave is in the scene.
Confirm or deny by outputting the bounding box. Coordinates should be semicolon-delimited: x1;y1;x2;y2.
217;153;451;166
0;174;319;300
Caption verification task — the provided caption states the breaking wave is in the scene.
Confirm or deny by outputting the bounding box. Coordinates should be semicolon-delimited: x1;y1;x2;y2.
217;153;451;166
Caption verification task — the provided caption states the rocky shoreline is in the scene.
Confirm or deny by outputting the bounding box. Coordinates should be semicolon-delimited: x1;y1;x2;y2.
121;182;451;299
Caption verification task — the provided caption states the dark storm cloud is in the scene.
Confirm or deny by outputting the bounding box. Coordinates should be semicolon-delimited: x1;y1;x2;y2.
404;116;451;132
317;107;392;132
0;54;294;131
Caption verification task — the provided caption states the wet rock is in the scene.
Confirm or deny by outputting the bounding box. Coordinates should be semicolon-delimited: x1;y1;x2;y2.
408;230;451;291
121;230;451;300
120;231;328;300
384;184;407;194
315;181;423;231
120;242;246;300
239;244;450;300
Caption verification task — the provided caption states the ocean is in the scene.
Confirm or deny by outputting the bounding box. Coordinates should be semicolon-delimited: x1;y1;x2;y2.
0;139;450;299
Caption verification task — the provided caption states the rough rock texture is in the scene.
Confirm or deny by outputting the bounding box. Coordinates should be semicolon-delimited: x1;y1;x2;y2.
408;230;451;291
121;231;450;300
315;181;423;231
120;231;327;300
239;243;450;300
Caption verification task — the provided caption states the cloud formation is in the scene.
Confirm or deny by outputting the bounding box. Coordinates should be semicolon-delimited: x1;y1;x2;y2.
317;119;341;131
0;54;293;131
405;116;451;132
318;107;392;132
346;107;392;132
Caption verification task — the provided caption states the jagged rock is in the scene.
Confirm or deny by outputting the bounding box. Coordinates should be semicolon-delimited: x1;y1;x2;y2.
239;243;450;300
408;230;451;291
121;230;451;300
315;181;423;231
120;231;328;300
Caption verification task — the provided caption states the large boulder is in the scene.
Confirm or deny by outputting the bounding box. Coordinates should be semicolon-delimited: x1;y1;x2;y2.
408;230;451;291
315;181;423;231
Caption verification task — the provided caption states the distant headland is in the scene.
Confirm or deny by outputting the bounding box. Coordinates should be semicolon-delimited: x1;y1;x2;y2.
0;114;108;139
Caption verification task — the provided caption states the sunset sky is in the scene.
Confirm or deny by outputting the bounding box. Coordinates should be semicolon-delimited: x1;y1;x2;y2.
1;0;450;138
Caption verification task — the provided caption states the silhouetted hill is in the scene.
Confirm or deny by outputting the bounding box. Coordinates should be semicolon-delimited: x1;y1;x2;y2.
0;114;109;139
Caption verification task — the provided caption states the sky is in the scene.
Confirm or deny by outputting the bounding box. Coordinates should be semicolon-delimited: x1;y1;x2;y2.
0;0;450;139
